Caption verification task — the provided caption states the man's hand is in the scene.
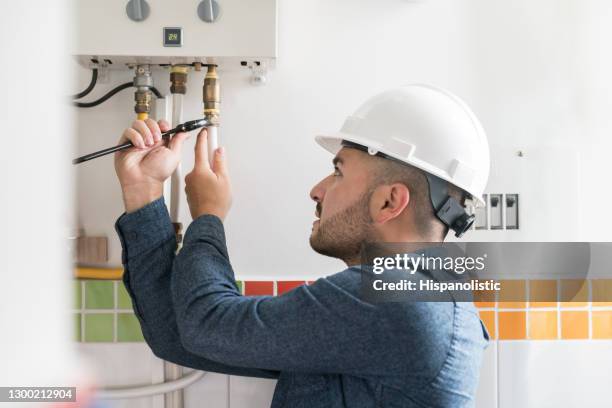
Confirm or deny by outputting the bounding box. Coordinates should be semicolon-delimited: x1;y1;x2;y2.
184;128;232;221
114;119;189;213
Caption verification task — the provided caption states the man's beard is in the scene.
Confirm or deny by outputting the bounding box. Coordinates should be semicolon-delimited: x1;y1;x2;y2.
309;189;376;265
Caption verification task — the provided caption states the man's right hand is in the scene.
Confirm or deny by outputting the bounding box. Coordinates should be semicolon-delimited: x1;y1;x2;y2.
114;119;189;213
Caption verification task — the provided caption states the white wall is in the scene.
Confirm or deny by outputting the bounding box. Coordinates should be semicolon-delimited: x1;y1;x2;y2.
0;0;80;398
463;0;612;242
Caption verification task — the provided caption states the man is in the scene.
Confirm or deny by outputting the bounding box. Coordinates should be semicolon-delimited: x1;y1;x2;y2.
114;84;490;407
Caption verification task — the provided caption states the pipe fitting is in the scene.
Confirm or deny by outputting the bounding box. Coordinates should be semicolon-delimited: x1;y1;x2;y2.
134;90;151;113
173;222;183;244
203;65;220;120
133;64;153;117
170;65;189;95
133;64;153;89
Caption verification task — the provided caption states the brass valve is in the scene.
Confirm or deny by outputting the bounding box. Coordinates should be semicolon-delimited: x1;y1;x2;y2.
203;65;220;124
133;64;153;118
170;65;188;95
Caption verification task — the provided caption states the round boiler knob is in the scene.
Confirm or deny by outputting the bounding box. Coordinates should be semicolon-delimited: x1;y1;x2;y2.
198;0;221;23
126;0;150;22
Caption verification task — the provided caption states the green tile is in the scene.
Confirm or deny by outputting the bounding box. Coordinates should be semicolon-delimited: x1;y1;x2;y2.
85;280;114;309
236;280;243;294
73;313;81;342
117;282;133;310
84;314;114;342
117;313;144;342
73;280;82;309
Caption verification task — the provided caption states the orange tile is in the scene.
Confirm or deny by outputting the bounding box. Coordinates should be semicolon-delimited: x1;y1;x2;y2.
473;286;496;308
529;311;557;340
498;280;526;309
560;279;588;308
592;311;612;339
479;311;496;340
529;280;557;308
243;281;274;296
277;281;306;295
498;311;526;340
561;311;589;340
592;280;612;307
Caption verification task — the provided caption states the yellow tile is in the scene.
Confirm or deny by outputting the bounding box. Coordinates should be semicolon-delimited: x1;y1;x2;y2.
529;280;557;308
499;311;526;340
479;311;496;340
592;311;612;339
561;311;589;340
592;280;612;307
529;311;558;340
498;280;526;309
560;279;588;308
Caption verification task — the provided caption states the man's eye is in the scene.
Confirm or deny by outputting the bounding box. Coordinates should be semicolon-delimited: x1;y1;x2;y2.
333;167;341;176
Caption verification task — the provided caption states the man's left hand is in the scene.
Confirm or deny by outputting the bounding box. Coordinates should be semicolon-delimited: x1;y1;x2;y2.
184;128;232;221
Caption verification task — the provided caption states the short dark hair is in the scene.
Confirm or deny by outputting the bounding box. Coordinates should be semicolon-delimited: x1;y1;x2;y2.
369;156;466;241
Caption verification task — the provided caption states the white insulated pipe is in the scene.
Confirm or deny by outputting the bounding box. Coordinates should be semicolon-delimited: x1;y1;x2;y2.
207;125;218;165
168;91;186;408
170;93;184;223
95;370;206;400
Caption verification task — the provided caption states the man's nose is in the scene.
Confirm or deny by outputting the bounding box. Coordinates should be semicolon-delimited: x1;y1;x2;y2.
310;176;330;203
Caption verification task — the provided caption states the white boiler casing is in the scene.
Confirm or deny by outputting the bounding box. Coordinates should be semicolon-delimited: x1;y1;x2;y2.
73;0;277;69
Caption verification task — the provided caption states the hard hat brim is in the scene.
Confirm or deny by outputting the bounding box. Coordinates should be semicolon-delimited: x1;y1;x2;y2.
314;134;346;155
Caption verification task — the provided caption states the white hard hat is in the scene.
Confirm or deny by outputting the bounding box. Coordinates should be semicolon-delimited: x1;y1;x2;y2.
315;84;490;207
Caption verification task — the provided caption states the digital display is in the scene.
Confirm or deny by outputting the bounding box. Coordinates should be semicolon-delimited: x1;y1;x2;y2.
163;27;182;47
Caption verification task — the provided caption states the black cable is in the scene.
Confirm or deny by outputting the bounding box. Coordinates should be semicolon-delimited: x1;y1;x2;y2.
73;82;133;108
73;82;163;108
72;68;98;99
150;86;163;99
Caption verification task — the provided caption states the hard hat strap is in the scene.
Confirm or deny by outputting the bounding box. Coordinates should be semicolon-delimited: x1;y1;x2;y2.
340;140;474;238
425;173;475;238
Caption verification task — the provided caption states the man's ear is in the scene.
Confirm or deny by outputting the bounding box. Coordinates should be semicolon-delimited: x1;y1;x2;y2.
370;183;410;224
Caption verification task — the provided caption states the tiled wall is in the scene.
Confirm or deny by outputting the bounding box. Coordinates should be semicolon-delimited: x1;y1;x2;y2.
72;279;313;342
74;278;612;342
73;280;145;342
476;279;612;340
73;278;612;408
